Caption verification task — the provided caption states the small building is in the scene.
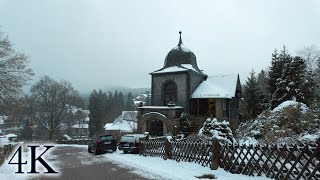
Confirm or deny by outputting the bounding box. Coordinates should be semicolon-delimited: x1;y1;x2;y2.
104;111;138;139
137;32;241;136
71;123;89;136
105;111;138;133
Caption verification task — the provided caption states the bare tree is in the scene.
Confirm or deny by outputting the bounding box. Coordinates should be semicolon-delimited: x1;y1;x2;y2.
0;31;33;107
123;111;138;132
28;76;80;140
297;45;320;72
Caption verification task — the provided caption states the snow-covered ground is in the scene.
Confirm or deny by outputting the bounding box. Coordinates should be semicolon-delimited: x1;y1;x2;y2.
0;144;271;180
0;143;59;180
102;149;271;180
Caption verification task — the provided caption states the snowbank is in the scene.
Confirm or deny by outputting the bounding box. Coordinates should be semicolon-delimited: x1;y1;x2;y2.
0;115;8;125
272;100;308;113
298;131;320;142
237;100;319;144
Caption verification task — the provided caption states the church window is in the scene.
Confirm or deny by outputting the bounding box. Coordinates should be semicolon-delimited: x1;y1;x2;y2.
162;81;177;105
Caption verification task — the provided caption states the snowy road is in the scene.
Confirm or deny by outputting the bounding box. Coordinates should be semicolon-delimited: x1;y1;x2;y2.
33;145;152;180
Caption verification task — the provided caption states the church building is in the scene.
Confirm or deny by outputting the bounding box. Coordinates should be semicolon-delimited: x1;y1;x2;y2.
137;32;241;136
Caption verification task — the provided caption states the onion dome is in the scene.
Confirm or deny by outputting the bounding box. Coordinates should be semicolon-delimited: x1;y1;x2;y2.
163;31;201;72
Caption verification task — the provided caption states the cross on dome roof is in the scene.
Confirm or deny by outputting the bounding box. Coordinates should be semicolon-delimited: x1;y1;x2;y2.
178;31;183;46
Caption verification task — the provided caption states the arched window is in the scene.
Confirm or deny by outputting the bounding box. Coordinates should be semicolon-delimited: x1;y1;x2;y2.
162;81;177;105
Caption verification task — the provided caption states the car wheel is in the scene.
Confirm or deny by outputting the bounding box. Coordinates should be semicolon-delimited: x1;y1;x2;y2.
88;147;92;153
94;147;99;155
123;150;128;154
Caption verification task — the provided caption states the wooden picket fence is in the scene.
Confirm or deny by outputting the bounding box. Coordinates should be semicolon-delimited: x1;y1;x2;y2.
0;144;14;165
140;139;215;168
220;142;320;180
140;139;165;158
139;139;320;180
170;140;213;167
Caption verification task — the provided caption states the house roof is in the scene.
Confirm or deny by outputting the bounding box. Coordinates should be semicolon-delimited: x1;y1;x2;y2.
72;124;89;129
104;111;138;132
151;64;200;74
192;74;239;99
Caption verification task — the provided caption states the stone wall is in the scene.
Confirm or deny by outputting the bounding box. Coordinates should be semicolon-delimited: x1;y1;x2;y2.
152;73;187;108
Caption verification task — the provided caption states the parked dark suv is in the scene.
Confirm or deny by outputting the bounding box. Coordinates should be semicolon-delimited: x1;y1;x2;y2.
118;134;145;154
88;134;117;155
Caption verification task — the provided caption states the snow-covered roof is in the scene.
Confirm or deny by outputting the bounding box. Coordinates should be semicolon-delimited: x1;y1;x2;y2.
151;64;199;74
104;123;113;130
104;121;136;132
5;134;17;138
192;74;239;99
0;115;8;125
104;111;138;132
68;105;90;115
72;123;89;129
121;111;138;121
134;100;145;106
138;106;184;109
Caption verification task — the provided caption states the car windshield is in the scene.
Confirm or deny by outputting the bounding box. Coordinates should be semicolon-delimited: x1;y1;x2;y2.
121;136;134;143
100;135;113;141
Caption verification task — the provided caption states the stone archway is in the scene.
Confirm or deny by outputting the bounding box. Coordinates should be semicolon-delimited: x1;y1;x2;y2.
138;112;171;136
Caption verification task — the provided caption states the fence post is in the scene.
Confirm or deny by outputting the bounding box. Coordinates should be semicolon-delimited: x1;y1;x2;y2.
164;138;172;160
139;138;144;156
211;138;220;170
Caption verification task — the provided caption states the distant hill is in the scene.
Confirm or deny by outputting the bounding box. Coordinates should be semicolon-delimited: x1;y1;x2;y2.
80;87;151;108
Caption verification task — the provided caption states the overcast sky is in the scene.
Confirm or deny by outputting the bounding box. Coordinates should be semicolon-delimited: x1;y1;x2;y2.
0;0;319;93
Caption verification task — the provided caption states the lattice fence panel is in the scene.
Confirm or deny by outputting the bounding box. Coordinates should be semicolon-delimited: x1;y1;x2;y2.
220;142;320;180
171;140;212;167
140;139;165;158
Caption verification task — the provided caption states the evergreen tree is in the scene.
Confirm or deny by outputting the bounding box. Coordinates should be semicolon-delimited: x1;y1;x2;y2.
315;58;320;106
118;92;125;111
257;69;269;110
104;90;127;123
315;58;320;87
88;90;106;136
114;90;118;105
200;118;235;144
243;70;263;118
106;91;113;110
271;57;316;108
125;92;135;110
88;90;98;136
267;46;291;99
145;93;151;106
97;90;107;125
